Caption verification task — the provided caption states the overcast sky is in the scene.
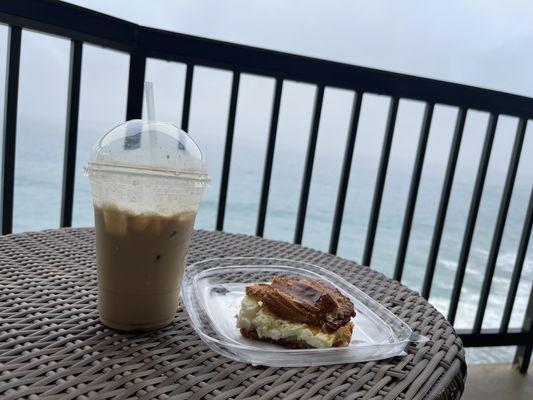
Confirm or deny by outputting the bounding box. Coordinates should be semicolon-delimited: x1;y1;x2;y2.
66;0;533;96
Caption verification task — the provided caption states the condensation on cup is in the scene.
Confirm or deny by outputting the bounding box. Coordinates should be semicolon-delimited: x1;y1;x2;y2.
84;119;209;331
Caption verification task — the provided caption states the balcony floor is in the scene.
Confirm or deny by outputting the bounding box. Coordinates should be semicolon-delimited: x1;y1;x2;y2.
463;363;532;400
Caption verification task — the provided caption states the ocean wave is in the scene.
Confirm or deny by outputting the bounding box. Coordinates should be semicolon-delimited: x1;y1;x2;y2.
438;251;532;280
438;258;457;271
472;246;489;257
465;264;483;278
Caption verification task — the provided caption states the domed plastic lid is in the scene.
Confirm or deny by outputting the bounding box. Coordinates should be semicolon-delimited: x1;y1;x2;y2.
86;119;208;182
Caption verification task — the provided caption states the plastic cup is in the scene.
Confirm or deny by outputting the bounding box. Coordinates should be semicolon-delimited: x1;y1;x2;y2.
84;120;209;331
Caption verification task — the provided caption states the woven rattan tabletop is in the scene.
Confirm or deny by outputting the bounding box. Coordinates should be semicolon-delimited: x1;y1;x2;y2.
0;228;466;400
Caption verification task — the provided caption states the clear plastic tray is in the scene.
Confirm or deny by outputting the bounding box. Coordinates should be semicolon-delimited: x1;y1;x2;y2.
181;257;426;367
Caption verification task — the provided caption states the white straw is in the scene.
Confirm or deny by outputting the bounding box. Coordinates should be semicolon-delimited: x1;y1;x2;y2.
145;81;156;121
144;81;157;162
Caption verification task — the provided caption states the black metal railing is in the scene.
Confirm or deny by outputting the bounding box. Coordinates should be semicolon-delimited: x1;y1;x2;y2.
0;0;532;373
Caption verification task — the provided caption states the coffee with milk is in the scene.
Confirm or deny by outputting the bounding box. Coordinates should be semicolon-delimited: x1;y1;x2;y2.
85;120;208;331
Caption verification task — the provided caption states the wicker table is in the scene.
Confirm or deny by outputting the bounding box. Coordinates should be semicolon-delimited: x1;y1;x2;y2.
0;228;466;400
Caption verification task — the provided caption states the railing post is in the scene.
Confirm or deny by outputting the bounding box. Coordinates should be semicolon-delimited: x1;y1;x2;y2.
393;102;434;281
473;118;527;332
60;40;83;228
256;78;283;237
216;71;240;231
294;85;324;244
126;48;146;120
500;186;533;333
514;284;533;374
422;108;466;298
181;63;193;132
329;91;363;254
362;97;399;265
448;113;498;324
1;26;21;235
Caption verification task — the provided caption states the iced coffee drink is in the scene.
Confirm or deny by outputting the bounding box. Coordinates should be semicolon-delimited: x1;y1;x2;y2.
94;206;196;330
85;119;208;331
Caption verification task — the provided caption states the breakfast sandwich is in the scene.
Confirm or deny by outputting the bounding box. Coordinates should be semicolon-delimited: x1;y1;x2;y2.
236;277;355;349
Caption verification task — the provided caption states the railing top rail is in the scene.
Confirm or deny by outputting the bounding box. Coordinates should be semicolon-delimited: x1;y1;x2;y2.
1;0;533;119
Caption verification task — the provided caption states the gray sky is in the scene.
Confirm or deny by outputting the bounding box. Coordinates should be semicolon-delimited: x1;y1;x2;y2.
67;0;533;96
